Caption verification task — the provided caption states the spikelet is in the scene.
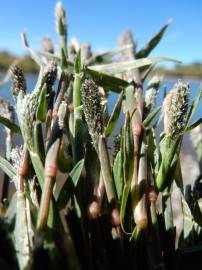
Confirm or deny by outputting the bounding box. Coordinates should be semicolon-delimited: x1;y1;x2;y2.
17;92;38;149
10;65;26;101
145;76;161;112
44;61;57;93
81;79;103;150
163;81;189;138
55;1;67;37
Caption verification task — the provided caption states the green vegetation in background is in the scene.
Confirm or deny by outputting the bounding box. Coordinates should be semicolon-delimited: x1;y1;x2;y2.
155;62;202;79
0;51;39;73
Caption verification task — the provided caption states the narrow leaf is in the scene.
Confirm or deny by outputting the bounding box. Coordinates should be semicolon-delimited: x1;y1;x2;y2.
186;84;202;127
174;160;184;193
185;118;202;132
181;192;194;239
5;192;17;225
69;158;84;186
14;192;31;270
87;44;134;65
113;150;123;201
57;159;84;209
74;49;82;73
142;106;161;128
136;19;172;58
194;199;202;226
88;56;180;75
148;128;159;179
0;115;21;134
36;83;47;122
104;92;123;137
86;68;130;93
120;182;131;231
0;155;16;179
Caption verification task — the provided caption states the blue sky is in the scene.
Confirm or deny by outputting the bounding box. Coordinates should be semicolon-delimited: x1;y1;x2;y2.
0;0;202;65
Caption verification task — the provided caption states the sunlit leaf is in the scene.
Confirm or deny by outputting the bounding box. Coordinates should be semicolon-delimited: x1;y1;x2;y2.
88;56;180;75
86;68;130;93
87;44;134;65
136;19;172;59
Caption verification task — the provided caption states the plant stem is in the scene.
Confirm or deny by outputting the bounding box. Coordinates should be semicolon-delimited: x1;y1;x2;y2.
133;138;148;229
37;129;61;232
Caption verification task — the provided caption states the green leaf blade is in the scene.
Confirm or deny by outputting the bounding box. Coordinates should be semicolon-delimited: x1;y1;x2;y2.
88;56;180;76
86;68;130;93
0;155;16;179
57;159;84;209
0;115;21;134
36;83;47;122
104;92;123;137
186;84;202;128
113;150;123;201
142;106;161;128
136;19;172;59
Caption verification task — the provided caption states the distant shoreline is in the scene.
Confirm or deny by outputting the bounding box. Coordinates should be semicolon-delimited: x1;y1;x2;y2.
1;50;202;80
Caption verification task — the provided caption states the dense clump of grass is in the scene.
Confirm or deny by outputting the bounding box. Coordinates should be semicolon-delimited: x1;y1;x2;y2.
0;2;202;270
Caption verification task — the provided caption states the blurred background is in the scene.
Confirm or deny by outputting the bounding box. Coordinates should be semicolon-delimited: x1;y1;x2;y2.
0;0;202;71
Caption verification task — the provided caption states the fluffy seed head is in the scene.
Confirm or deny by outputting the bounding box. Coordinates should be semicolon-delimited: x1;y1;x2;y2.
17;92;38;148
81;79;103;150
145;76;161;112
163;81;189;137
10;65;26;101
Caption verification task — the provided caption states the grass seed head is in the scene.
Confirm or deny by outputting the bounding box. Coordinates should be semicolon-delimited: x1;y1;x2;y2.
10;65;26;101
145;76;161;111
163;81;189;137
81;79;103;150
44;61;57;92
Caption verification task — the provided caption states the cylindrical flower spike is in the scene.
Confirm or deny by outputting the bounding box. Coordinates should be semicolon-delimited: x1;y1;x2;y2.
156;81;190;191
81;79;103;151
44;61;57;93
10;65;26;101
163;81;189;137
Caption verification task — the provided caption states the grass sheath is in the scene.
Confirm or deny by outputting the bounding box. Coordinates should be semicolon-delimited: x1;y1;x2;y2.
37;103;67;232
98;136;116;205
